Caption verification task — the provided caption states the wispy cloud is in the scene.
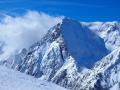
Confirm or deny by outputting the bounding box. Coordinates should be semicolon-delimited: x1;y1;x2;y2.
0;10;62;59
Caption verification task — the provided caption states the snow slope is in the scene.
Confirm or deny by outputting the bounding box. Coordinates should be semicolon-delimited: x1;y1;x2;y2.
0;65;67;90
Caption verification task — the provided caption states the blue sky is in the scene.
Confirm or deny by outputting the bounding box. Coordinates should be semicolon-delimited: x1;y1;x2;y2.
0;0;120;21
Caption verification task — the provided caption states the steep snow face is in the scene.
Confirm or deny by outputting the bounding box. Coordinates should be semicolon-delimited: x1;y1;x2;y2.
16;25;69;80
0;66;67;90
60;18;108;68
51;56;81;89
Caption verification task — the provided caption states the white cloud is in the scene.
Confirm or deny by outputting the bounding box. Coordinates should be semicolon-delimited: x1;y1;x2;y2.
0;10;62;59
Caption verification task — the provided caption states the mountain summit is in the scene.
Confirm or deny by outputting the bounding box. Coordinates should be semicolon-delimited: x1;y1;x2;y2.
60;18;108;68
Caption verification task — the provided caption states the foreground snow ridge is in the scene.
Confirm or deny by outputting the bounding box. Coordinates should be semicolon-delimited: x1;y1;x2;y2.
0;66;67;90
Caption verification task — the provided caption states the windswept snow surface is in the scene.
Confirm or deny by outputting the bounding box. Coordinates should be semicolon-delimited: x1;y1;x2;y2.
0;66;67;90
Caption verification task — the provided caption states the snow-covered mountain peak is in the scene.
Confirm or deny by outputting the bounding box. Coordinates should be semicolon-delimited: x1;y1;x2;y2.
0;18;120;90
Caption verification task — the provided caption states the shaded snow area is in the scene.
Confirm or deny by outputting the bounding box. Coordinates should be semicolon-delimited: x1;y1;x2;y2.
0;66;67;90
60;18;108;68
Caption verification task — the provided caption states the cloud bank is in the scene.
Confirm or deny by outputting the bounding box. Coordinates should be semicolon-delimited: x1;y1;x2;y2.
0;11;62;59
